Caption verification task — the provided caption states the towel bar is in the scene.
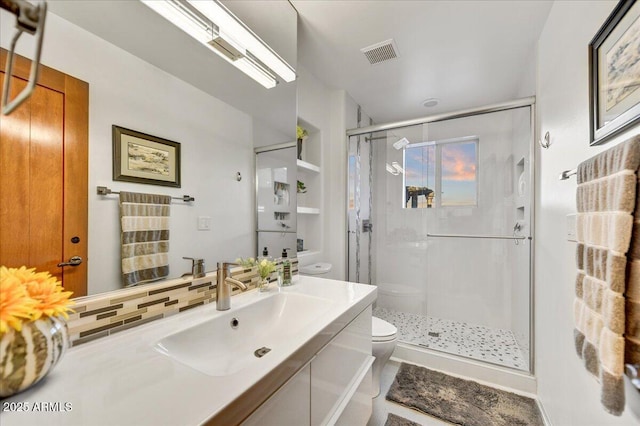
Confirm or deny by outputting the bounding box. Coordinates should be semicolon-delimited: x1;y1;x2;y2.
559;169;577;180
97;186;195;202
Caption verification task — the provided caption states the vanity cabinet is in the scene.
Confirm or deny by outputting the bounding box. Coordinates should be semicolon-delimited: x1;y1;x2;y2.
242;305;373;426
243;364;311;426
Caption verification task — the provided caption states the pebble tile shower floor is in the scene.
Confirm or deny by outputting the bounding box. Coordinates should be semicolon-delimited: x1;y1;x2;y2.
373;307;528;371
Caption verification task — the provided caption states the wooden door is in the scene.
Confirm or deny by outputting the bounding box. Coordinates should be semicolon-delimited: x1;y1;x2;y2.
0;49;88;297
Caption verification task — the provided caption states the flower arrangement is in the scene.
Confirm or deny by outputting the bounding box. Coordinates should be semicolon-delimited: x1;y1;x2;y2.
0;266;74;334
257;259;276;280
236;257;257;269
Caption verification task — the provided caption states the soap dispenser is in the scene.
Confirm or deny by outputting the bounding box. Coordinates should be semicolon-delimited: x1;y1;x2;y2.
281;248;292;286
261;247;271;261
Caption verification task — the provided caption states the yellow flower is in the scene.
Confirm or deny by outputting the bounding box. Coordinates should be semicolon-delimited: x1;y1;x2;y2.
0;267;38;333
0;266;74;334
26;278;75;320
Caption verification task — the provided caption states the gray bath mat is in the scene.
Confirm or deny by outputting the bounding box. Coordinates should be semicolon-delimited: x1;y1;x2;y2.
384;413;422;426
386;363;543;426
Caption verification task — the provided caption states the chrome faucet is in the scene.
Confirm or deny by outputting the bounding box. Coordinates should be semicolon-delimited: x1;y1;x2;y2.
182;257;205;278
216;262;248;311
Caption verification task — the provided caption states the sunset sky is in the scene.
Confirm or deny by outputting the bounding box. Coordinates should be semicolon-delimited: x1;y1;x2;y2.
405;141;477;206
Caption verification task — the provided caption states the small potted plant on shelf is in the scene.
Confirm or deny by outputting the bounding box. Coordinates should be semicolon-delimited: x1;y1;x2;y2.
297;180;307;194
296;125;308;160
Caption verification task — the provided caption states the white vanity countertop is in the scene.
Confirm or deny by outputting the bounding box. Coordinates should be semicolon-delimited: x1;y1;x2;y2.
1;277;376;426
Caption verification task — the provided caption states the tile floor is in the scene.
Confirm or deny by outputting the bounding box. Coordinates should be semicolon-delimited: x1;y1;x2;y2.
368;360;448;426
373;307;528;371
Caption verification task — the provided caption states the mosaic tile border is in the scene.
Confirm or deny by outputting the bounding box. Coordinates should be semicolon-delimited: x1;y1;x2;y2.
68;259;298;347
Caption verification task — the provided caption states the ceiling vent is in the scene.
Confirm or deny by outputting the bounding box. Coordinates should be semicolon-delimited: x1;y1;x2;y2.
361;39;399;65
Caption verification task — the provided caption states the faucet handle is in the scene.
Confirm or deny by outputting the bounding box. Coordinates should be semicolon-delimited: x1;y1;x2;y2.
217;261;239;271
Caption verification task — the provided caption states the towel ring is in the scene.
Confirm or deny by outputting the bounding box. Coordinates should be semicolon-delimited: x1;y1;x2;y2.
539;131;551;149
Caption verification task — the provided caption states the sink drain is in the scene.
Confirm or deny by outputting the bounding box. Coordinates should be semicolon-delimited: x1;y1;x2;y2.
230;318;239;329
254;347;271;358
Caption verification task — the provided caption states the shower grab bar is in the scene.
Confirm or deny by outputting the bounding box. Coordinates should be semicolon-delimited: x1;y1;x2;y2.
426;233;530;240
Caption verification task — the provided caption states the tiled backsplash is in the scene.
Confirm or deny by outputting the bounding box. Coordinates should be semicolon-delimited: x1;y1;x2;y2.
68;260;299;347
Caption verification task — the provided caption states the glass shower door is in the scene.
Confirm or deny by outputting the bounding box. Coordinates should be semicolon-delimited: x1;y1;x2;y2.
348;105;532;372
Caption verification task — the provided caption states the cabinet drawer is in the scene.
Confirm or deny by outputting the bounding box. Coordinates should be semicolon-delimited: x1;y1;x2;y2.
311;306;372;425
335;362;373;426
242;364;311;426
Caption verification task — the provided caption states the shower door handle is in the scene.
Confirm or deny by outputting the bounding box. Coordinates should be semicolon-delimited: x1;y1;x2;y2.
362;219;373;233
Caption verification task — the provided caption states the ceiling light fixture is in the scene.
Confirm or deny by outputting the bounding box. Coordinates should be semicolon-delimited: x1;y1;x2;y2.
141;0;295;89
385;163;399;175
393;137;410;150
422;98;439;108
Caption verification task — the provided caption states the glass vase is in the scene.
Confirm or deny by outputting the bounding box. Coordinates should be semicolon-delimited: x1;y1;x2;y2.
258;277;270;292
0;316;69;397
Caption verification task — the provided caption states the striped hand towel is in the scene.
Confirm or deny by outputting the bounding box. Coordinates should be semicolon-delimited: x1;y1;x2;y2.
574;135;640;415
119;191;171;287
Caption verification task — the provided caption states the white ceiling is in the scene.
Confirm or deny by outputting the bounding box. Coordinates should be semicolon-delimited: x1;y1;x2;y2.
292;0;553;124
44;1;553;131
45;0;298;140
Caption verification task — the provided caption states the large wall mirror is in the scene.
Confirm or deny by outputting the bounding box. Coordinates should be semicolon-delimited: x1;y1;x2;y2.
0;0;297;297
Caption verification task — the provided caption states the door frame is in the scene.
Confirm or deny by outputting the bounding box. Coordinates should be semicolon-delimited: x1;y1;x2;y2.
1;48;89;297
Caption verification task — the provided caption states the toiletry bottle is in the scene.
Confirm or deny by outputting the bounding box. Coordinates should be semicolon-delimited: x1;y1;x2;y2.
261;247;271;261
281;248;292;286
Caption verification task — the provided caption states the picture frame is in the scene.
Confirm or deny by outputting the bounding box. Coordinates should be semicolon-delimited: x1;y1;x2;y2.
112;125;181;187
589;0;640;146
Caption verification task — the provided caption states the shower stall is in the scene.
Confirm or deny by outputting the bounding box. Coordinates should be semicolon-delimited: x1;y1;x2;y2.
347;99;534;373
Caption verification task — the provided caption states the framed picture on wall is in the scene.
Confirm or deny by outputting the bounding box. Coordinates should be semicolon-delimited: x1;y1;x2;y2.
589;0;640;146
112;125;181;187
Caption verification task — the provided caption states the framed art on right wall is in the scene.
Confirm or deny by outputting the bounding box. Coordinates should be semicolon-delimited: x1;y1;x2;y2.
589;0;640;146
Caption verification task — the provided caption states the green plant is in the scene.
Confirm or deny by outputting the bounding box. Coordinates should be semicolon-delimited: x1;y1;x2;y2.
296;125;308;140
257;259;276;279
235;257;257;268
297;180;307;193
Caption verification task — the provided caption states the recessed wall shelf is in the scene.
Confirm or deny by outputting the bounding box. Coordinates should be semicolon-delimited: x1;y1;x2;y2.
297;206;320;215
297;159;320;173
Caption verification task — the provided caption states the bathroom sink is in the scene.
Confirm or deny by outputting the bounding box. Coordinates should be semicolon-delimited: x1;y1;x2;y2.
154;292;334;376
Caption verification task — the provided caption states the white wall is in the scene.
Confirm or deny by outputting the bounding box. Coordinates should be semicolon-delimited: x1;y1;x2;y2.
536;1;639;423
296;65;329;269
1;12;256;295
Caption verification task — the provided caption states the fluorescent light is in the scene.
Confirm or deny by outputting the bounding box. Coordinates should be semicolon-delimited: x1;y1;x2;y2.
187;0;296;82
141;0;284;89
235;57;276;89
393;137;410;150
142;0;212;44
386;163;399;175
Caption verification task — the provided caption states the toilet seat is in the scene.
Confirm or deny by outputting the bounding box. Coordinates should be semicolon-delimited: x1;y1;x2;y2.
372;317;397;342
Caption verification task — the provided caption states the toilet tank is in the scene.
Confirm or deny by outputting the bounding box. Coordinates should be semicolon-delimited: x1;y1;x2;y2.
376;283;425;314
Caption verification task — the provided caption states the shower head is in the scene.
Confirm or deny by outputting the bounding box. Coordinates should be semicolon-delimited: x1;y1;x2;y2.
393;137;410;150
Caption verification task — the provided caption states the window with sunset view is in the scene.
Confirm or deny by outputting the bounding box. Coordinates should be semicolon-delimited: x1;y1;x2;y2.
404;137;477;208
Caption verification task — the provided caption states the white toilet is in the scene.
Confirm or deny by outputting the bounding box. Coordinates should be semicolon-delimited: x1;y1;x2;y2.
299;262;332;275
371;316;397;397
298;263;398;397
